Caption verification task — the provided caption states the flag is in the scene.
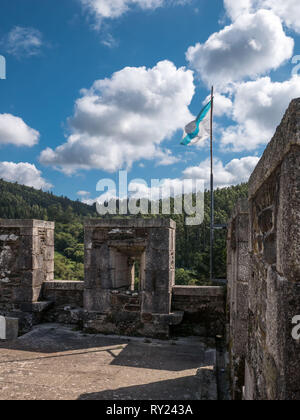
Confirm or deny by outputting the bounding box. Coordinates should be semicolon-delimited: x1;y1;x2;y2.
181;100;211;146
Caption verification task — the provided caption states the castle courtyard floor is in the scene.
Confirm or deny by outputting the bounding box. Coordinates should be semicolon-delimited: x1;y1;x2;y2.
0;324;216;400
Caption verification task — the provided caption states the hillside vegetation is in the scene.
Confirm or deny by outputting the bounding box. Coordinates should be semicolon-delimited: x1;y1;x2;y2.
0;178;248;284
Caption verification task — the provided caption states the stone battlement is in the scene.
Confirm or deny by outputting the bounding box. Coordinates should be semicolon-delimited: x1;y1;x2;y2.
0;218;225;340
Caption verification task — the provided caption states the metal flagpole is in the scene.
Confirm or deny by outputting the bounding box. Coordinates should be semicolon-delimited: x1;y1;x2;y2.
210;86;214;283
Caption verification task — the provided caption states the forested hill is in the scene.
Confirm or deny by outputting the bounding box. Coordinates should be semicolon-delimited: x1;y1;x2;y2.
0;178;97;221
0;178;248;283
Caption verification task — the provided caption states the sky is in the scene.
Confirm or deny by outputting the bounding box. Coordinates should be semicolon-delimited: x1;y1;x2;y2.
0;0;300;203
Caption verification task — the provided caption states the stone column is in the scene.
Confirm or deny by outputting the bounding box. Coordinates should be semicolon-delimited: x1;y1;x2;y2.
142;221;176;315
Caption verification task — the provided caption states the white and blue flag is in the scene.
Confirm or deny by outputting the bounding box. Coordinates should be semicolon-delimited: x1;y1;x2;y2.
181;100;211;146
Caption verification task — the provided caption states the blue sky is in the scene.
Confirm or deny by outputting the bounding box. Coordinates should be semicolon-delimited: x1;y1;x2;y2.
0;0;299;202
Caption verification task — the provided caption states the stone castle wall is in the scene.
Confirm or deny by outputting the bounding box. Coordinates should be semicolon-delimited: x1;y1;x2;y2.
0;218;225;341
245;99;300;401
227;199;250;400
228;98;300;400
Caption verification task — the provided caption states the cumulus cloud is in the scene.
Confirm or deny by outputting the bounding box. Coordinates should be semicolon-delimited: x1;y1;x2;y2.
84;156;257;207
186;10;294;88
2;26;43;58
183;156;260;188
40;60;195;174
204;92;233;117
80;0;189;27
220;75;300;151
224;0;300;33
0;162;52;190
0;114;40;147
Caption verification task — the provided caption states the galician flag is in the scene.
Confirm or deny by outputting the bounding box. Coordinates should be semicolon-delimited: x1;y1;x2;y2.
181;100;212;146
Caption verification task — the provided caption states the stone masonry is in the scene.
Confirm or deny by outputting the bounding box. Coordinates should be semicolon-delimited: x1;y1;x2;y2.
245;98;300;400
172;286;225;338
0;220;54;312
0;217;226;342
0;220;54;333
227;199;250;400
83;218;183;338
228;98;300;400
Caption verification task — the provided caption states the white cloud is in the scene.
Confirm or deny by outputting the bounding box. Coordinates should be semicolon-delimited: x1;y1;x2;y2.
0;162;52;190
80;0;189;27
40;60;195;174
77;190;91;197
220;75;300;151
85;156;257;206
183;156;260;188
0;114;40;147
3;26;43;58
204;92;233;117
224;0;300;33
186;10;294;88
128;178;199;200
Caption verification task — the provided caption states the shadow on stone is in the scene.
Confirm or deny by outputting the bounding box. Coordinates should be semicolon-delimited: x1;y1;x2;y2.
77;376;201;400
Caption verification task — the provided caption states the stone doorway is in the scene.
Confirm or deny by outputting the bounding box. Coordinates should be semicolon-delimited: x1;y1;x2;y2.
83;219;182;338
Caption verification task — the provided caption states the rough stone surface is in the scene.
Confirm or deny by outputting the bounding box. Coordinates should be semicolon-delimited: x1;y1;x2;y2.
43;281;84;307
246;99;300;401
227;99;300;400
0;220;55;334
0;324;217;400
227;199;250;400
172;286;226;338
84;218;177;339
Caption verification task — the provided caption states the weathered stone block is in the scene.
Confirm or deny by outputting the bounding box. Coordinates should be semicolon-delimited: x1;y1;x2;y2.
84;288;111;313
0;220;54;312
0;316;19;341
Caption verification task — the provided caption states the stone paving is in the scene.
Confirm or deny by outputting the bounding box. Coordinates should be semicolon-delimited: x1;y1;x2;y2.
0;324;216;400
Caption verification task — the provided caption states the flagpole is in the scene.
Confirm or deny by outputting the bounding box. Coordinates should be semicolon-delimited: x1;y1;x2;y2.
210;86;214;283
